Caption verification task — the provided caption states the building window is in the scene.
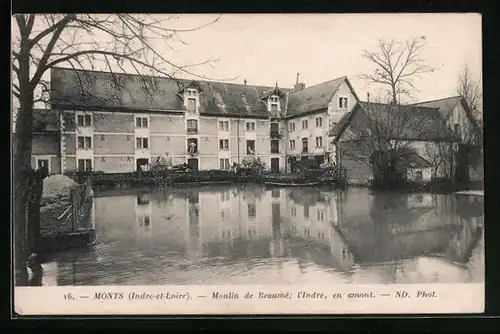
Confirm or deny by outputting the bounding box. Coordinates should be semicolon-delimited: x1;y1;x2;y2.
187;98;196;112
288;122;295;132
136;137;149;149
339;97;348;109
454;123;460;134
36;158;50;174
77;159;92;172
246;140;255;155
219;120;229;131
301;120;308;129
248;203;256;219
302;138;308;153
415;170;423;181
76;114;92;127
289;140;296;150
291;206;296;217
316;117;323;128
187;119;198;134
77;136;92;149
269;96;280;111
270;140;280;154
269;96;279;103
136;116;148;128
187;138;198;154
219;139;229;150
220;158;230;170
315;136;323;148
246;122;256;131
270;123;280;138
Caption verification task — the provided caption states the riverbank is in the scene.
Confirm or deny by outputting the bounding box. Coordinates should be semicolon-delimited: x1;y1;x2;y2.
71;170;347;189
38;176;95;258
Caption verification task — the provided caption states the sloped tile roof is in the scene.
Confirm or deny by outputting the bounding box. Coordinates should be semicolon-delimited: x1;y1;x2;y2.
411;96;462;118
411;96;482;145
333;102;460;143
286;76;347;116
50;67;291;117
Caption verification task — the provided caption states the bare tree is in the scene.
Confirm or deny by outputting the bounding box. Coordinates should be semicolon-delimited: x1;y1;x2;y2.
359;37;435;104
457;64;483;147
457;64;482;121
424;141;455;180
11;14;221;285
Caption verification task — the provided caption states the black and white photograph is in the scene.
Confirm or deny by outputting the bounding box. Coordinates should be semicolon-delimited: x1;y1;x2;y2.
12;13;484;314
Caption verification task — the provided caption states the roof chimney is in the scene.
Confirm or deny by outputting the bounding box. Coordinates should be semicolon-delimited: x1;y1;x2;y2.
294;73;306;92
367;92;370;102
244;78;247;85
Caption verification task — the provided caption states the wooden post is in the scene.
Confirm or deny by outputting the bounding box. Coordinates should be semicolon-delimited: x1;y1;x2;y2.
71;188;79;232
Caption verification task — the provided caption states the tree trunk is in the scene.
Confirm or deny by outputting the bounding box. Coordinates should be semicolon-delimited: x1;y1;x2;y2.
14;40;34;285
28;170;43;254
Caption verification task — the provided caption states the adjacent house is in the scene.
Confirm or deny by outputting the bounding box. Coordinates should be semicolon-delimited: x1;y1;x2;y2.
283;75;359;171
411;96;483;182
331;101;461;183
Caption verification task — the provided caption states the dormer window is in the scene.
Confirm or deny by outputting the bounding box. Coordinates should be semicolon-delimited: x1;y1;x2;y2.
268;95;280;112
181;83;202;113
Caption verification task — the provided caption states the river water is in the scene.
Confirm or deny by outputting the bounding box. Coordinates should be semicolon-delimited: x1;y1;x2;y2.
40;185;484;285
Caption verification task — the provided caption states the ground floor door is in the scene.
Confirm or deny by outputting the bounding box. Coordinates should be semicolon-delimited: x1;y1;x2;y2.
270;158;280;173
187;158;199;172
136;158;149;172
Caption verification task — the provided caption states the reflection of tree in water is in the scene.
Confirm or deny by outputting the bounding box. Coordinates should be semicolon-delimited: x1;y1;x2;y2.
444;196;484;265
333;192;485;282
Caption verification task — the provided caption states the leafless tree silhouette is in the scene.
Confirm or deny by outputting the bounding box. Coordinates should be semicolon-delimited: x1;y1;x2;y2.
12;14;222;285
457;64;482;121
358;37;435;104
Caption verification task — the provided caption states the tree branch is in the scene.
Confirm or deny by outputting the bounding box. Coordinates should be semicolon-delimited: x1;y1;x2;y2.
28;14;76;50
30;15;75;88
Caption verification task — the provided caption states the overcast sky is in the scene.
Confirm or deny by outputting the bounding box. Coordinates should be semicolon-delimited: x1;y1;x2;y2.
162;13;482;103
14;13;482;108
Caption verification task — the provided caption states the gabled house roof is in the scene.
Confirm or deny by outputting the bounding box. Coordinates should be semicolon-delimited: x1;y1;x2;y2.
286;76;359;117
50;67;292;118
410;95;483;144
331;101;460;144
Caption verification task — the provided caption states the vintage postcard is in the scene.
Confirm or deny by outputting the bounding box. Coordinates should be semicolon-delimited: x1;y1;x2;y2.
12;13;484;315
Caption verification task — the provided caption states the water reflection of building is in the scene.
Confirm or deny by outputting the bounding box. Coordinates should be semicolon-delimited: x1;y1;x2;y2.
83;187;483;285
